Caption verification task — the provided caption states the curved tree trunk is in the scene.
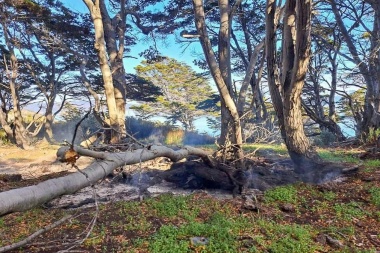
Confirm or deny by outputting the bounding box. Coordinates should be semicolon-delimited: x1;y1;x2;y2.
266;0;321;173
192;0;244;166
0;145;210;216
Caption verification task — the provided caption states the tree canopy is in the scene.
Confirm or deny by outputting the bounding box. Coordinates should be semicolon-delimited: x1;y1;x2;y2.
134;58;214;130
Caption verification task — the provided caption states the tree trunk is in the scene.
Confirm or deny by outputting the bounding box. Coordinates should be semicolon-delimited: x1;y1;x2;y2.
192;0;244;166
1;20;30;148
265;0;287;140
0;145;210;216
83;0;121;143
100;0;127;139
42;96;55;142
266;0;321;173
0;105;14;142
330;0;380;139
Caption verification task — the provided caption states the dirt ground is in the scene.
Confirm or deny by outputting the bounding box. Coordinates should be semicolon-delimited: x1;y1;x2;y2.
0;144;380;252
0;143;94;179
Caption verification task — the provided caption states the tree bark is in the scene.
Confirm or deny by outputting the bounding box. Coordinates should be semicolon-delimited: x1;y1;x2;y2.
266;0;321;173
99;0;127;138
1;20;30;148
330;0;380;139
83;0;121;143
192;0;244;166
0;145;210;216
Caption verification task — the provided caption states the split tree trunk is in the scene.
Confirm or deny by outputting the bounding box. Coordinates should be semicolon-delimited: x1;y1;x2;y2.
266;0;321;173
100;0;127;139
0;145;210;216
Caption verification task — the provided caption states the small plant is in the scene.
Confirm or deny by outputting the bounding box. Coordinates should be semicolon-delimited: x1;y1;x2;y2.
314;130;337;146
322;191;336;201
146;194;195;219
264;185;298;204
124;213;152;232
148;212;244;253
369;187;380;207
333;202;366;220
256;219;319;253
363;160;380;169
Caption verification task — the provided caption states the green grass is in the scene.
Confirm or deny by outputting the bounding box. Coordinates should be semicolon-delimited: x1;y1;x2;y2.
333;202;367;221
369;187;380;207
256;219;319;253
149;212;245;253
322;191;337;201
317;149;360;163
264;185;298;204
146;194;199;221
243;143;288;155
363;159;380;169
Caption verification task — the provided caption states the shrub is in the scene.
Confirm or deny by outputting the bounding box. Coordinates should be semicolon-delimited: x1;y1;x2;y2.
313;131;337;146
165;129;185;145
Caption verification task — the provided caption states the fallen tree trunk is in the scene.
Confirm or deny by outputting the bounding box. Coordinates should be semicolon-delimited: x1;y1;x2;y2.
0;145;210;216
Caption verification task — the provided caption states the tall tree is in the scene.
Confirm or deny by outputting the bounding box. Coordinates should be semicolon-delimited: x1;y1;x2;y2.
266;0;321;173
83;0;122;143
302;36;346;141
192;0;245;166
0;5;30;148
327;0;380;140
134;57;213;130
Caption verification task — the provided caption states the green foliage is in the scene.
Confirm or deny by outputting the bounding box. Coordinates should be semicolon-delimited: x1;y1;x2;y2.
135;58;214;130
149;212;245;253
0;130;9;144
146;194;192;218
264;185;298;204
333;202;367;220
369;187;380;207
257;220;318;253
322;191;336;201
338;89;365;118
60;102;84;123
313;131;337;146
366;128;380;144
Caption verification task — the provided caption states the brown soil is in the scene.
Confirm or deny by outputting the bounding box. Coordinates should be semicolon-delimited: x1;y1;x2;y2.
0;144;379;252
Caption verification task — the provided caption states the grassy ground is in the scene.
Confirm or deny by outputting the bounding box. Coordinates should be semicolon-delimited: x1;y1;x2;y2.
0;144;379;252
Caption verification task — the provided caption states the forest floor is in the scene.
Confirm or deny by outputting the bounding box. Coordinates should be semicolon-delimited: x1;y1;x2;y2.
0;143;379;252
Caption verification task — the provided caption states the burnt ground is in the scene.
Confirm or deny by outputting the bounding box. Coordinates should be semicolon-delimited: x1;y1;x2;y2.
0;145;379;252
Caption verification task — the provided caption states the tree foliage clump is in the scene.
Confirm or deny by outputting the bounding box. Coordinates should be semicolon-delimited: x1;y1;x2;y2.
134;58;214;131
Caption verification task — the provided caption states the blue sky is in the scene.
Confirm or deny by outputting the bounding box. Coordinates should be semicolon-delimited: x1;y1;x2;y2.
62;0;204;74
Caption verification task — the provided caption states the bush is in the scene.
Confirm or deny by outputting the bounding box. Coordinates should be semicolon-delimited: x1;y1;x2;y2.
313;131;336;146
165;129;184;145
126;117;215;146
0;129;9;145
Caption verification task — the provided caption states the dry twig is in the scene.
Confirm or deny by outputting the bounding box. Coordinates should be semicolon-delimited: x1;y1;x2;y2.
0;215;73;253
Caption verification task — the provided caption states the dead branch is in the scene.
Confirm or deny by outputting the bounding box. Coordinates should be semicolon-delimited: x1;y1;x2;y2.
0;145;211;216
0;215;73;253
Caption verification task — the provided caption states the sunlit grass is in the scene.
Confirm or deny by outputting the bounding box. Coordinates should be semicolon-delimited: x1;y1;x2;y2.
243;143;288;155
317;149;360;163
